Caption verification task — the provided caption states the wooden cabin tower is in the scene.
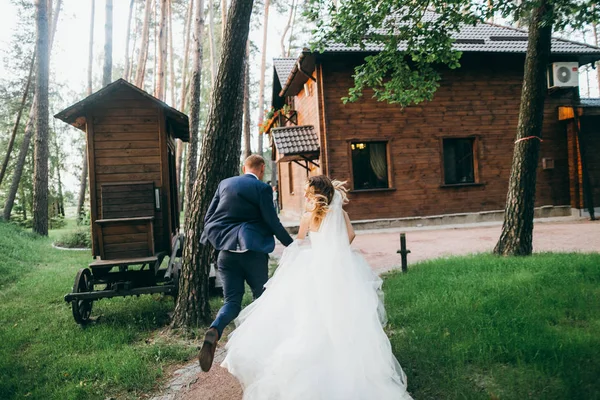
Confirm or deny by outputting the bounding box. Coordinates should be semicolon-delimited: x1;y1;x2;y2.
55;79;189;261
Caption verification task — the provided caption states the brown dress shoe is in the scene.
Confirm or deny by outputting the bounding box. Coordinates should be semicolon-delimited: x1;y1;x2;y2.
199;328;219;372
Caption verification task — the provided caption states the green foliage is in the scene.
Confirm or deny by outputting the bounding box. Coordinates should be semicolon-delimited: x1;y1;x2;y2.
304;0;600;106
384;253;600;399
54;227;91;249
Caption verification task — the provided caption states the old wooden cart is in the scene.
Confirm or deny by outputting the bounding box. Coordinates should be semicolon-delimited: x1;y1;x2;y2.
55;79;188;324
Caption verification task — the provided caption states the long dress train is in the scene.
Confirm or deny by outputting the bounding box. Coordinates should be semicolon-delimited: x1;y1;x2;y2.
221;191;414;400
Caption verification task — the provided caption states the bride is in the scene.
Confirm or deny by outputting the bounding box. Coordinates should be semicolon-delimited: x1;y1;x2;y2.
220;175;414;400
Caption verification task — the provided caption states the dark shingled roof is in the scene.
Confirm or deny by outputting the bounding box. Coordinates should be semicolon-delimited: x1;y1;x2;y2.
273;58;296;84
272;125;320;161
580;98;600;107
324;11;600;55
55;79;190;141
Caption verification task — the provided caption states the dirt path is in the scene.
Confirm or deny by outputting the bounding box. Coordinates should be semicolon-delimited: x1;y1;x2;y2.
154;217;599;400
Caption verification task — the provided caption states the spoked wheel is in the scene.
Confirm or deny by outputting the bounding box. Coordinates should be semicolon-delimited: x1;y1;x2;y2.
72;268;94;325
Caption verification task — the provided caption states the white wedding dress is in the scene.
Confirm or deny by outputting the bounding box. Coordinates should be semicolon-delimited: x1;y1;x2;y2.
221;191;414;400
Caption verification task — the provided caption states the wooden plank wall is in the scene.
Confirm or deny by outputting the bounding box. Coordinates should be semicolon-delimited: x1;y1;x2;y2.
89;87;166;254
580;117;600;208
313;53;575;221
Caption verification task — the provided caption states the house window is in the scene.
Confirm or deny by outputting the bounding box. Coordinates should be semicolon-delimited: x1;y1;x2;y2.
442;138;477;185
351;141;389;190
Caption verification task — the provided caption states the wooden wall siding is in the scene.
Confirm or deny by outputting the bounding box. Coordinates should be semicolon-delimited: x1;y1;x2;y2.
580;117;600;207
279;72;322;219
319;53;574;221
89;89;166;254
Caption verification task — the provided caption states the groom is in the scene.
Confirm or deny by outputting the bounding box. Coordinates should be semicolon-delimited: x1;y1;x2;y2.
198;154;294;372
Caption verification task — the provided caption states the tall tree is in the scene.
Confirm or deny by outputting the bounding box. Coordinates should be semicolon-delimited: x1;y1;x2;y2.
102;0;113;87
155;0;168;100
0;52;35;187
176;0;194;210
494;1;553;256
306;0;599;256
168;0;176;106
256;0;271;158
221;0;227;37
3;0;61;222
208;0;218;83
134;0;152;88
593;22;600;93
280;0;295;56
172;0;254;327
32;0;50;235
243;39;251;159
184;0;205;218
123;0;135;81
76;0;95;222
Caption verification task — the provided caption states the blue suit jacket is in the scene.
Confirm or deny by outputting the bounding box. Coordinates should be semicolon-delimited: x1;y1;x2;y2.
200;174;293;253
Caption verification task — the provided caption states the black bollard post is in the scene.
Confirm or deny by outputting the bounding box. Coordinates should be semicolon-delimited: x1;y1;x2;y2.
396;233;411;272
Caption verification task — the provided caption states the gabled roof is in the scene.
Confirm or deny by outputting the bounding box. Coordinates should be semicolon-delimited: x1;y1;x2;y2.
54;79;189;141
275;11;600;97
273;58;296;85
272;125;320;162
325;11;600;56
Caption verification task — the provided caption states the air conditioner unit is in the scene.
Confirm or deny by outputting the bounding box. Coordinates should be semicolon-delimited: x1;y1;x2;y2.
547;62;579;88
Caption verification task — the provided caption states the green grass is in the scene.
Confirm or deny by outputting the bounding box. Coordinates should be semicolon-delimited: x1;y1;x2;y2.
0;221;203;400
384;253;600;400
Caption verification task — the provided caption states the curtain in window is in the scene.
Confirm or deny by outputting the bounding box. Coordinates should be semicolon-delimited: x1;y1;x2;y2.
369;143;387;181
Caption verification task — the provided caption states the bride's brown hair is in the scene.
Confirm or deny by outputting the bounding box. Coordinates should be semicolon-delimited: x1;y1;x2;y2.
305;175;348;226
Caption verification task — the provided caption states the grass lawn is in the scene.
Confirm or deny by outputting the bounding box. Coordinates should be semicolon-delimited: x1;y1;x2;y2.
0;220;216;400
384;253;600;400
2;219;599;399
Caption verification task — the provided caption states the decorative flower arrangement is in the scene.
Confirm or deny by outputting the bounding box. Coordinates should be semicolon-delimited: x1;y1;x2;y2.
258;105;293;134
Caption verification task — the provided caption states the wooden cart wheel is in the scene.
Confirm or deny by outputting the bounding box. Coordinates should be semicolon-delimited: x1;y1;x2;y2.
72;268;94;325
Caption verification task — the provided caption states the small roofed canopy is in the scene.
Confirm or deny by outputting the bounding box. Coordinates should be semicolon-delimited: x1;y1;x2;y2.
55;79;189;141
272;125;320;163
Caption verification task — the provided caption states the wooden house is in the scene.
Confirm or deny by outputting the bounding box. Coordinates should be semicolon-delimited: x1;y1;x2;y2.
55;79;189;261
267;15;600;224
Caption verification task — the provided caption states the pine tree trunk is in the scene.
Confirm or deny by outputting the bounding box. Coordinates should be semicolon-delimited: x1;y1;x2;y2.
32;0;50;235
77;0;95;222
123;0;134;81
155;0;167;100
135;0;152;88
208;0;218;84
102;0;113;87
176;0;194;212
593;22;600;94
3;101;35;221
493;0;554;256
2;0;61;222
179;0;194;111
87;0;95;94
256;0;270;158
53;133;65;217
184;0;205;221
280;0;294;57
168;0;176;106
0;52;35;187
221;0;227;37
243;39;251;159
172;0;254;328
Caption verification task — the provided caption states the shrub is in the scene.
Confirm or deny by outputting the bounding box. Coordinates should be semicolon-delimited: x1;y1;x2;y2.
54;228;92;249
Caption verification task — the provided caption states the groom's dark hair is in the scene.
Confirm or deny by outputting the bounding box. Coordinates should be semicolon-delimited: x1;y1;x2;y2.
244;154;265;170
